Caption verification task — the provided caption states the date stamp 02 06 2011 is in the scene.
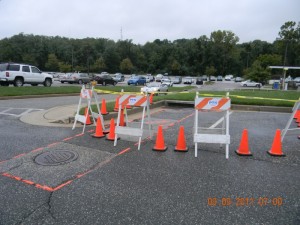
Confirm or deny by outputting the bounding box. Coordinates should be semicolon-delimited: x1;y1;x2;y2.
207;197;283;207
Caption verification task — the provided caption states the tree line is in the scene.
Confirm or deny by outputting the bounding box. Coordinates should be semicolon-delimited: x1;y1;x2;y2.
0;21;299;82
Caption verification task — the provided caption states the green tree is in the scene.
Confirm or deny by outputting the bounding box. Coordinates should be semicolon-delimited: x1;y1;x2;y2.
59;62;72;73
92;57;106;72
45;53;59;71
120;58;134;74
246;60;270;83
171;59;181;74
205;66;217;78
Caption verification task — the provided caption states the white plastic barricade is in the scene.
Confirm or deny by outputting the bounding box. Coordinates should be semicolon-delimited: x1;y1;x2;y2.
72;85;103;133
194;92;231;159
114;94;152;150
281;99;300;141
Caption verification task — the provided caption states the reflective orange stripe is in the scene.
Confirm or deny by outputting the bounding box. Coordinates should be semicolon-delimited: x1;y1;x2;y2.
195;98;213;109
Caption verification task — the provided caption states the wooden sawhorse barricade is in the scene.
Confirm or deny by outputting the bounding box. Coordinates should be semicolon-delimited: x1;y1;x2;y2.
194;92;231;159
72;85;104;134
114;94;152;150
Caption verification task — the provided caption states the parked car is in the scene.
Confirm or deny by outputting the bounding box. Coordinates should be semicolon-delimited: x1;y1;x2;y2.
141;83;168;95
60;73;90;84
196;77;203;85
225;75;233;81
202;75;208;81
146;74;154;82
172;76;182;84
241;80;262;87
235;77;243;82
217;75;223;81
209;76;216;81
94;74;117;86
183;76;194;84
294;77;300;86
127;75;147;85
161;79;173;87
113;73;125;82
155;74;164;82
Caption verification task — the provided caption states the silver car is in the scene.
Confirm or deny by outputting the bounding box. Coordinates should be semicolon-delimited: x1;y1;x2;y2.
141;83;168;95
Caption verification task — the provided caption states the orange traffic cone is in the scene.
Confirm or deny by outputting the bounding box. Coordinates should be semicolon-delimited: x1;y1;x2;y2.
106;118;119;141
267;129;285;156
91;117;105;138
294;110;300;119
174;126;188;152
153;125;167;151
235;129;252;156
84;107;92;125
101;99;109;115
119;109;126;126
114;96;120;112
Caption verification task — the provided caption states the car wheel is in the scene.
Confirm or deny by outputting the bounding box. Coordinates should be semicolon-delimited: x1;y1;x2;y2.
243;84;247;87
14;78;24;87
61;81;64;83
256;84;260;87
44;78;52;87
113;82;117;86
78;79;83;85
135;82;138;86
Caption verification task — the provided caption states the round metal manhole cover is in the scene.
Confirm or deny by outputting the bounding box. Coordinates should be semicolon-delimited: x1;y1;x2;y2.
34;150;78;166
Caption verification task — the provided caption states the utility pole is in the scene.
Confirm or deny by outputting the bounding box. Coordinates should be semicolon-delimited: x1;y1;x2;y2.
120;27;123;41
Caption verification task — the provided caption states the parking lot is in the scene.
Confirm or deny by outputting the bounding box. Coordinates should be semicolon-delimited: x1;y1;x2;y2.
0;97;299;224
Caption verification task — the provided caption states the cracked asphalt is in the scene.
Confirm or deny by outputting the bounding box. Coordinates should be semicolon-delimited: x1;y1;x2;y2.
0;100;300;224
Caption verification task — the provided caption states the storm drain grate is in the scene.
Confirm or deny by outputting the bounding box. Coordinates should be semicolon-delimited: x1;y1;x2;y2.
34;150;78;166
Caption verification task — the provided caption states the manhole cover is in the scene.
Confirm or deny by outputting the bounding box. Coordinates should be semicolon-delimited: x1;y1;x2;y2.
34;150;78;166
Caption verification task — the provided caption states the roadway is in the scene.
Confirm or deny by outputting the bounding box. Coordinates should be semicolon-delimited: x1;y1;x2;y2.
0;87;299;224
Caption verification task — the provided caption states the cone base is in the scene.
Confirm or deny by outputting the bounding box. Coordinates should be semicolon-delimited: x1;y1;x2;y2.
101;112;109;115
106;136;120;141
174;146;188;152
267;150;285;157
103;129;110;134
91;133;105;138
235;150;252;156
153;146;168;151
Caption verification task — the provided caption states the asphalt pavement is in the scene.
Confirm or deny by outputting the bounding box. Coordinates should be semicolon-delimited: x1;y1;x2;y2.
0;97;299;224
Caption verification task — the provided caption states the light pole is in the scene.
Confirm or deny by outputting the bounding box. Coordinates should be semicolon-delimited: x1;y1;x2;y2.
282;42;288;90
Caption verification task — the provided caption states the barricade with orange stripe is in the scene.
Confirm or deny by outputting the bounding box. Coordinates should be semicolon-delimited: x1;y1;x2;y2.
72;85;104;133
194;92;231;159
114;94;152;150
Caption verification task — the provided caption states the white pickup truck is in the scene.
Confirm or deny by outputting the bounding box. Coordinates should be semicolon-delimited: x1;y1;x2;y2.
0;63;53;87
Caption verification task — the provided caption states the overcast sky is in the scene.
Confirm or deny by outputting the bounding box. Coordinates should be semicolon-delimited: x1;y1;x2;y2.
0;0;299;44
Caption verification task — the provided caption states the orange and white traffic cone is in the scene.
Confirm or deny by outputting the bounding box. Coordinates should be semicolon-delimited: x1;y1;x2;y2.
235;129;252;156
84;107;92;125
101;99;109;115
91;117;105;138
267;129;285;157
174;126;188;152
153;125;167;151
119;109;126;127
114;95;120;112
106;118;119;141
